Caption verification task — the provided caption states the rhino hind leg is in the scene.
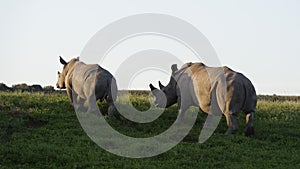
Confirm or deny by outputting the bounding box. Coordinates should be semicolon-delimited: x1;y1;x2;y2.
224;112;238;135
244;112;255;136
106;94;117;117
107;103;116;117
106;78;118;117
74;96;86;112
86;95;99;114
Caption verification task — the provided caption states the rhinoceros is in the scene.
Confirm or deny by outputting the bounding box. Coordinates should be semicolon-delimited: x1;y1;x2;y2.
149;62;257;136
56;56;117;116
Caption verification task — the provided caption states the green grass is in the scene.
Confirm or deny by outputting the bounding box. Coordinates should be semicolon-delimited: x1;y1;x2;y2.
0;92;299;168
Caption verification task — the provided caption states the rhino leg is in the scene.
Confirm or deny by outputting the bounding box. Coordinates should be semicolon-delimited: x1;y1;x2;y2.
176;96;188;122
224;112;238;135
106;95;116;117
244;112;254;136
106;78;117;117
107;103;116;117
66;87;73;104
177;109;185;122
74;96;86;112
86;95;98;113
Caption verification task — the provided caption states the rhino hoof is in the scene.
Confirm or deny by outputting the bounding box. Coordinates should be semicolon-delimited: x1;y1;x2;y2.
75;106;87;113
225;128;237;135
245;126;255;136
87;108;98;114
107;106;116;117
108;111;114;118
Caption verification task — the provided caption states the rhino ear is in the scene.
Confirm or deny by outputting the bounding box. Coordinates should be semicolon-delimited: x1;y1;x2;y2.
59;56;67;65
158;81;165;89
76;56;79;61
171;64;178;74
149;83;157;91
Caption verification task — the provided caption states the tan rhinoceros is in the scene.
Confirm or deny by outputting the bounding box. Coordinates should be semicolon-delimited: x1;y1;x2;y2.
56;56;117;116
150;62;257;136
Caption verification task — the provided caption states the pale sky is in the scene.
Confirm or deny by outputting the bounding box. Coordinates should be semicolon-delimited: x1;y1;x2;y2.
0;0;299;95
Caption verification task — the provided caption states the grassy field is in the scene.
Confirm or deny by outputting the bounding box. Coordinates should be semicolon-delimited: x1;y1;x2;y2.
0;92;299;168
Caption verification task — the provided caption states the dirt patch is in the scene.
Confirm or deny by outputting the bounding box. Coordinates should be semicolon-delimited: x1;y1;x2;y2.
3;108;47;128
6;108;25;118
24;118;47;128
182;136;198;143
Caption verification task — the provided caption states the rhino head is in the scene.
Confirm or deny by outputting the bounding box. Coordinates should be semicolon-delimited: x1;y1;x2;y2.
56;56;79;89
149;64;179;108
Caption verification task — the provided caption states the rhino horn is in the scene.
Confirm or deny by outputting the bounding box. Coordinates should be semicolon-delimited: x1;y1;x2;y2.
171;64;178;74
158;81;165;89
59;56;67;65
149;83;157;91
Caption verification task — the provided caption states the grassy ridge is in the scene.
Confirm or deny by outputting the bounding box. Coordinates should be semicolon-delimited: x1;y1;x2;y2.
0;92;299;168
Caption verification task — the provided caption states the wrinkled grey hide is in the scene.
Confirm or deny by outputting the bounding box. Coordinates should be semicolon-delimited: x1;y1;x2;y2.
150;62;257;136
56;56;117;116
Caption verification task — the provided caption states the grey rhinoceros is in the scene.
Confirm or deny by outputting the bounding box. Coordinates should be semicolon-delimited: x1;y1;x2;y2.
56;56;117;116
149;62;257;136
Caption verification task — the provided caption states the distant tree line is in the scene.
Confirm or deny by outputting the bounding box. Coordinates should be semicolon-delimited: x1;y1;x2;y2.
258;94;300;102
0;83;56;93
0;83;299;101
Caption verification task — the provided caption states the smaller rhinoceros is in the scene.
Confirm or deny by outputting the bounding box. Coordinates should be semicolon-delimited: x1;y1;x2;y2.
56;56;117;116
149;62;257;136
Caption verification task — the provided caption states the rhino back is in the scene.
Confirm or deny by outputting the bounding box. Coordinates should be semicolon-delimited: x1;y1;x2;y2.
74;63;116;101
238;73;257;112
223;67;257;114
94;67;116;101
191;64;212;113
71;62;99;99
178;63;213;113
180;63;256;114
